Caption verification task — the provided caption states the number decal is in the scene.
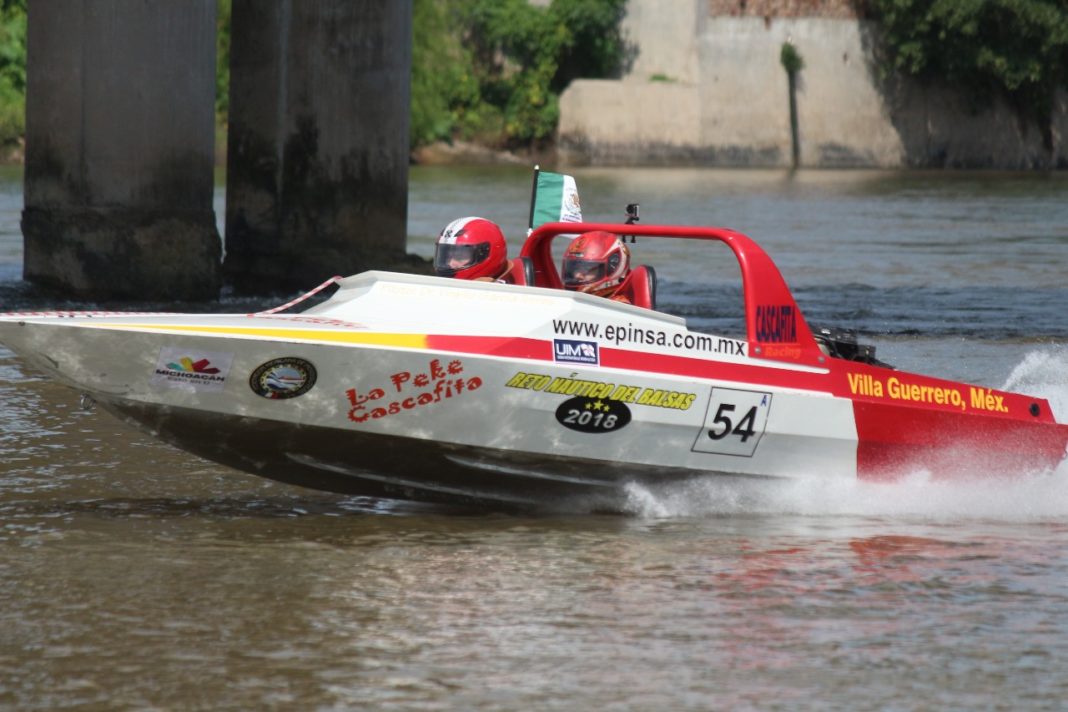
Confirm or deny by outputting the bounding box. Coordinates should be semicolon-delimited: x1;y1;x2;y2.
733;406;757;442
692;389;772;456
706;402;760;442
555;396;630;434
707;403;735;440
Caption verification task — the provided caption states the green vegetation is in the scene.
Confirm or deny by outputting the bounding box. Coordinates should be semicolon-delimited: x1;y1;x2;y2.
216;0;231;127
0;0;25;151
868;0;1068;136
410;0;628;149
0;0;627;156
2;1;1068;158
781;42;803;168
779;41;804;75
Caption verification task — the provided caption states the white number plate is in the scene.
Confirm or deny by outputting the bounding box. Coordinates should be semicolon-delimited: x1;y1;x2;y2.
692;388;772;457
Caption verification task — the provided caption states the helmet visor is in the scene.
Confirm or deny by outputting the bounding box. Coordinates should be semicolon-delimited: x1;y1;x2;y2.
562;258;605;287
435;243;489;276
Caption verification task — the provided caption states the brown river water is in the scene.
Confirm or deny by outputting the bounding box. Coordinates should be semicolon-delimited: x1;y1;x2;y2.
3;166;1068;709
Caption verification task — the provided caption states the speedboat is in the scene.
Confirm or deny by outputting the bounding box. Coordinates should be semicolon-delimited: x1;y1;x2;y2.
2;221;1066;510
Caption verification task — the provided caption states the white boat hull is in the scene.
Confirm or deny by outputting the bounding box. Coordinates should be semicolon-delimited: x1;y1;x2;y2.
0;308;856;508
4;243;1066;509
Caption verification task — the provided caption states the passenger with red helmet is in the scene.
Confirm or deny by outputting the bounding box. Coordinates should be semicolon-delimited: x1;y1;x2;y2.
434;217;513;282
561;230;632;303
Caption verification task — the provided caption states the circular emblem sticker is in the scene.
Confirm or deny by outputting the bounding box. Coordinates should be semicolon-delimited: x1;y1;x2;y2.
249;357;317;399
555;396;631;434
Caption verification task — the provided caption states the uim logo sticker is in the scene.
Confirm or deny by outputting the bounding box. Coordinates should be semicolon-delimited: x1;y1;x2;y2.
553;339;599;365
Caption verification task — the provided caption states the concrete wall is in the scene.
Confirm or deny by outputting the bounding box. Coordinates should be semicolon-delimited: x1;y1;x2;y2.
623;0;702;84
694;18;905;167
224;0;413;294
559;1;1068;168
22;0;221;299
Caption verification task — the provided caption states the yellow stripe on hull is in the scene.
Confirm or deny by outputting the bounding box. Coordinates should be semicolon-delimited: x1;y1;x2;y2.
80;323;429;349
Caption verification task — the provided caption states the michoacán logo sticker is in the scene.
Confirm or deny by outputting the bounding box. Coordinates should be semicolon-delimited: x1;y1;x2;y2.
151;347;233;392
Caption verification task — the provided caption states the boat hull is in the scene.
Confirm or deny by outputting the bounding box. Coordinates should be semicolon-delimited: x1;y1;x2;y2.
100;399;776;510
0;311;860;508
3;266;1067;510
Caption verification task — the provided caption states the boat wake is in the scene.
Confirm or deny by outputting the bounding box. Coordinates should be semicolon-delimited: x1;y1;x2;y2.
623;347;1068;521
1002;346;1068;422
622;467;1068;521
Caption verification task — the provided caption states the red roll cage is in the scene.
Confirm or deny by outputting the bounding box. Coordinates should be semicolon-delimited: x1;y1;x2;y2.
519;222;826;366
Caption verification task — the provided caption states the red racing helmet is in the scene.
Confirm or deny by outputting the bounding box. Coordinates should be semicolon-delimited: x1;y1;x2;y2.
561;231;631;294
434;217;507;280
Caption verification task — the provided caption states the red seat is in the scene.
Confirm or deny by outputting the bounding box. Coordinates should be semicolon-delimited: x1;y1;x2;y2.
613;265;657;309
504;256;536;285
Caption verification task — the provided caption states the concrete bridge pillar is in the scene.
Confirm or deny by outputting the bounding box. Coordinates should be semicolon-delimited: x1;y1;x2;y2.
224;0;413;294
21;1;221;300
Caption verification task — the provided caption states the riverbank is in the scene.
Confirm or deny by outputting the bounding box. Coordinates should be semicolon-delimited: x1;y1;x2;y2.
409;139;555;167
0;138;22;165
558;2;1068;169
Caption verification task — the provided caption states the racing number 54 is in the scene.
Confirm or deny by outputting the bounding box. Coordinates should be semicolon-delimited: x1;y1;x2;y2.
692;388;772;457
706;402;757;442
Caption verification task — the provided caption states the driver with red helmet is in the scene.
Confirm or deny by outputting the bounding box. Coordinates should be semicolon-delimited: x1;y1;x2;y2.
561;230;632;303
434;217;514;282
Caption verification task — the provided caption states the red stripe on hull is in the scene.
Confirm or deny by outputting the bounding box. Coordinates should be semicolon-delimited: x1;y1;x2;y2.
427;335;551;361
429;335;833;392
599;349;829;390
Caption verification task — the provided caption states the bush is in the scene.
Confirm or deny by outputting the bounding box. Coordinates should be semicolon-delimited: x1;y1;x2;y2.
780;41;804;75
0;0;25;148
868;0;1068;132
411;0;627;149
411;0;483;146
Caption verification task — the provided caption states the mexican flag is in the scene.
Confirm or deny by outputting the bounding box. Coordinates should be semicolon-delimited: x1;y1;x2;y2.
528;166;582;234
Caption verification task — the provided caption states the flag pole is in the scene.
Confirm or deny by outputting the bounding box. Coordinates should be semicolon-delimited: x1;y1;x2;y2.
527;164;540;236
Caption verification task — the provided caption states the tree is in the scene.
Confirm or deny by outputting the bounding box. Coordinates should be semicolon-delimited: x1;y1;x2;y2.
411;0;627;149
868;0;1068;146
0;0;25;148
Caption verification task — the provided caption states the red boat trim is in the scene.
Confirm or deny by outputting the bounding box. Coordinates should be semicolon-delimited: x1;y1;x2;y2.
427;335;551;361
853;400;1068;480
427;333;1058;426
427;334;830;391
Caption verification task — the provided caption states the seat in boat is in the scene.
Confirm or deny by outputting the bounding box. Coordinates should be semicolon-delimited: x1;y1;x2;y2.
613;265;656;309
504;256;536;285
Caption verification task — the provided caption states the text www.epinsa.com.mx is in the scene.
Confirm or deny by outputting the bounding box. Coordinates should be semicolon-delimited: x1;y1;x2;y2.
551;319;744;355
